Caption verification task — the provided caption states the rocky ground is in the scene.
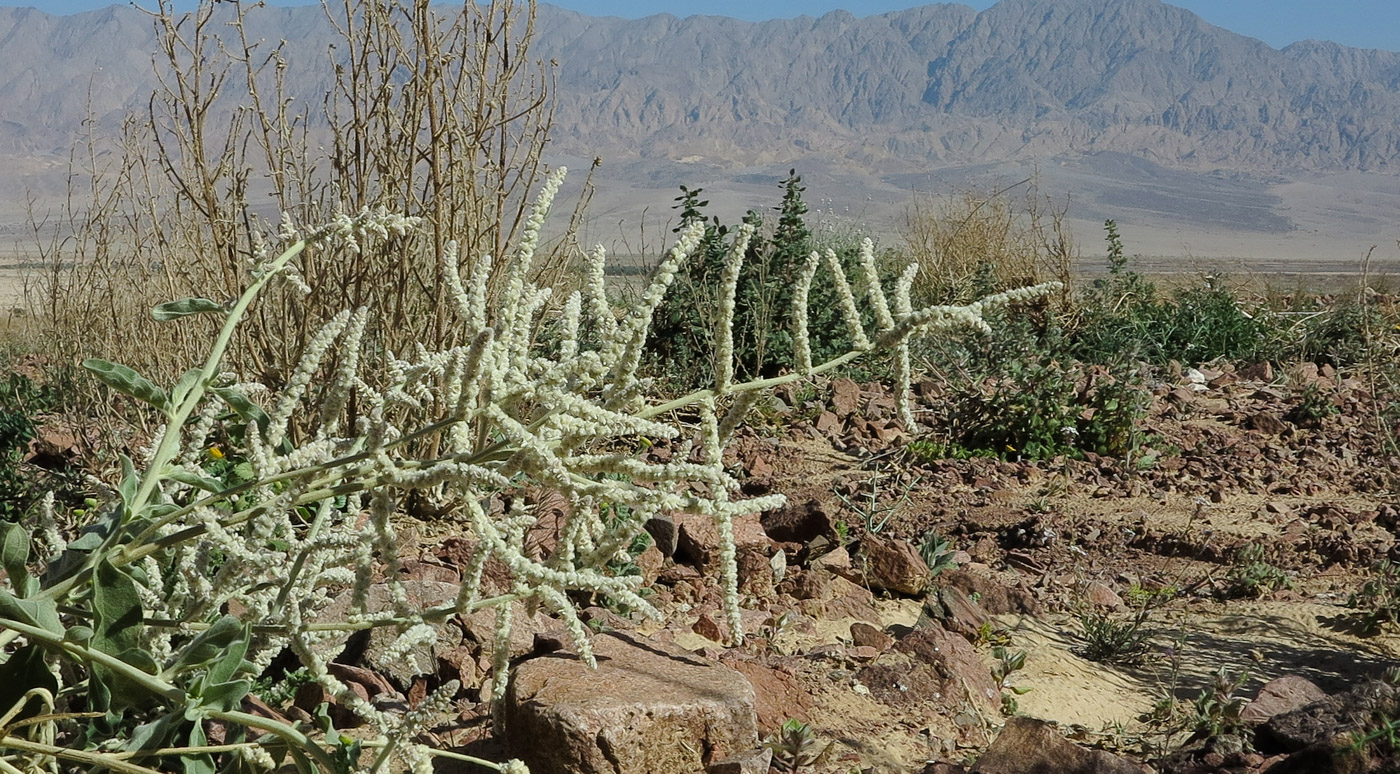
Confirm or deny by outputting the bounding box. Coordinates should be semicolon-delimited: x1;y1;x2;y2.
187;357;1400;773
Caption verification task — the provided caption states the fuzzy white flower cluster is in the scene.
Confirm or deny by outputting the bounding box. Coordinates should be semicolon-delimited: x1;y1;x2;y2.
122;172;1053;774
791;237;1061;429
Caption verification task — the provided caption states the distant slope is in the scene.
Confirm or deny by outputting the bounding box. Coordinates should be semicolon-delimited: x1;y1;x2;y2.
3;0;1400;261
1;0;1399;173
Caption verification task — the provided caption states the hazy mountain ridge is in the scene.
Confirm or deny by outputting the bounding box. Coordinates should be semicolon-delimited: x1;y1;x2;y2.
1;0;1398;174
536;0;1400;172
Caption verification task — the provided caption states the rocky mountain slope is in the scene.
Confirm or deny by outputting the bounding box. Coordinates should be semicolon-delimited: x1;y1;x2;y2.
2;0;1399;173
2;0;1399;258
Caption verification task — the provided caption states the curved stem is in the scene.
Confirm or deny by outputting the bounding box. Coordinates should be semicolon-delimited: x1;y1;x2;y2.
0;735;166;774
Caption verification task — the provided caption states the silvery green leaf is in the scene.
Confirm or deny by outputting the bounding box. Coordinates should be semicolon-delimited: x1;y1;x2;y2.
152;297;226;321
83;359;170;414
170;368;204;409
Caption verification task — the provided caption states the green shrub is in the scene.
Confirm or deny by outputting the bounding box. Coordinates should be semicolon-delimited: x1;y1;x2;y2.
647;172;874;389
1072;221;1272;366
935;358;1149;462
1295;301;1385;368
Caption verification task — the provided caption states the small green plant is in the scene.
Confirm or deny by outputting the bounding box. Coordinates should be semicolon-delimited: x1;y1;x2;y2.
918;530;958;577
1076;608;1154;665
763;718;832;773
990;646;1031;715
1285;382;1339;428
253;667;315;709
1191;667;1249;739
832;468;921;535
1348;559;1400;632
1224;544;1293;599
1073;223;1273;366
973;621;1012;648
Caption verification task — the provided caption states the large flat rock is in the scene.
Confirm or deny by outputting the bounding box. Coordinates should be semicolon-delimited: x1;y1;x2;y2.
505;632;758;774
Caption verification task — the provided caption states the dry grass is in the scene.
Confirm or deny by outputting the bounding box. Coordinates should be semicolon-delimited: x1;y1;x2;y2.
902;179;1075;307
25;0;585;439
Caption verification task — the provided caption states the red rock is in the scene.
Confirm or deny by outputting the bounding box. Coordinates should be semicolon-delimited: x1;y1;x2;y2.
706;748;773;774
676;511;770;572
1086;582;1126;611
822;575;881;623
810;546;852;574
895;625;1000;715
720;657;812;735
973;717;1152;774
746;455;774;478
506;633;757;774
848;645;879;661
760;499;838;544
814;411;841;434
1241;675;1327;726
1239;362;1274;382
931;586;992;640
856;534;931;596
644;513;679;557
693;610;729;643
830;377;862;417
942;568;1042;616
849;621;893;651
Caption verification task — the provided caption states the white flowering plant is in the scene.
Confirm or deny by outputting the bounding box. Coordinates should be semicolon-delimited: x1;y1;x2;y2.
0;170;1056;773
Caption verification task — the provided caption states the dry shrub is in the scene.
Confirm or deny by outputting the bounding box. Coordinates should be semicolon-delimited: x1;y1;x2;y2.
26;0;584;439
902;179;1075;307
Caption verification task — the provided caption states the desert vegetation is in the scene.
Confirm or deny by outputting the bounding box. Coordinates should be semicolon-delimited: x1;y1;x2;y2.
2;1;1399;773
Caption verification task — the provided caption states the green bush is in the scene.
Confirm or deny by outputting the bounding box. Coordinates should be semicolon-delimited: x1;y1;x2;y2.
1072;221;1273;366
1294;301;1385;368
647;172;873;389
934;357;1149;462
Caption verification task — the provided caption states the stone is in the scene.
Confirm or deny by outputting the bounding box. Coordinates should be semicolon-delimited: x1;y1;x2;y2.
636;542;665;586
856;534;931;596
929;586;992;640
676;512;770;572
505;632;758;774
706;747;772;774
849;621;893;651
644;513;679;557
1242;675;1327;726
830;377;862;417
942;568;1043;616
1245;412;1290;435
895;625;1001;715
720;656;812;734
760;499;837;544
814;410;841;434
736;547;775;597
848;645;879;661
1085;582;1126;611
822;575;881;623
693;609;729;643
1239;361;1274;382
809;546;852;574
1258;680;1400;754
973;717;1152;774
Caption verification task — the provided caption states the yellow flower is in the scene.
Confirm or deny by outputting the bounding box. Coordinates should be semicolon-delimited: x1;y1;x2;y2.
207;446;225;460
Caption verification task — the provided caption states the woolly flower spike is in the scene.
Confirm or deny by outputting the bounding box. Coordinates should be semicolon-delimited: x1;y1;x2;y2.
714;223;756;394
824;248;872;351
583;244;618;346
606;220;706;404
857;237;894;333
792;250;822;374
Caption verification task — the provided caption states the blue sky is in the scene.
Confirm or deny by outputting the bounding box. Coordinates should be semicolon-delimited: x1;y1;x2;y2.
19;1;1400;52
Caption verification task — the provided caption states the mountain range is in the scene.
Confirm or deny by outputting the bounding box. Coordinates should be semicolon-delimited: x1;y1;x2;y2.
2;0;1399;261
